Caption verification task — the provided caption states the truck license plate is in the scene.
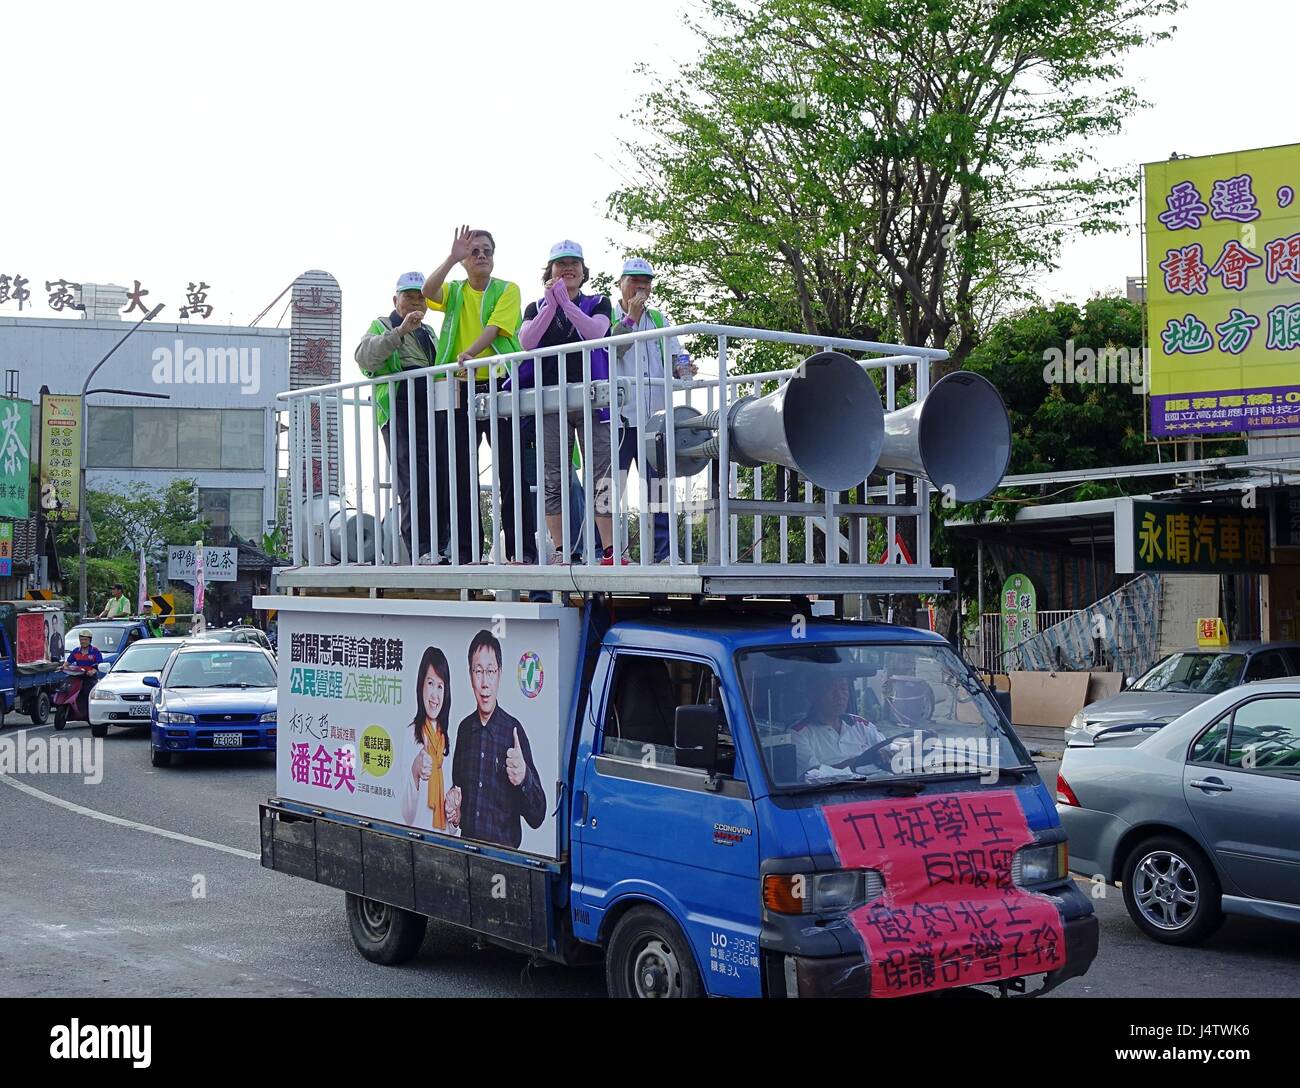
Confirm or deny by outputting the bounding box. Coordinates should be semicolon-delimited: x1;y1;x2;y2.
128;703;151;717
212;733;243;747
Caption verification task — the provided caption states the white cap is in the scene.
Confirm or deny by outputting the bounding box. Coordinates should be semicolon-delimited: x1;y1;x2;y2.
394;271;425;293
620;257;655;278
548;240;584;262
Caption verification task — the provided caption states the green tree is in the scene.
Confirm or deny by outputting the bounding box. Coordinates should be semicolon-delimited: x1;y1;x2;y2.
609;0;1179;366
55;479;208;564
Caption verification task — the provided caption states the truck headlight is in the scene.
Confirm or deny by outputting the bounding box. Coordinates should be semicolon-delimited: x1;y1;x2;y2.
1013;843;1067;885
90;688;117;701
762;869;885;915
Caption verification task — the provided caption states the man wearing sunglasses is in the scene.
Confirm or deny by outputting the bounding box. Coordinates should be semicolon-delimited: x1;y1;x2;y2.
423;228;534;564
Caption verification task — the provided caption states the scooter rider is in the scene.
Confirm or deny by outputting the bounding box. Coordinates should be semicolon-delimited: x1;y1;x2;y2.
65;630;104;722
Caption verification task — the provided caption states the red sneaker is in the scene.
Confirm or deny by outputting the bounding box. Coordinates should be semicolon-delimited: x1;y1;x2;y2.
599;548;630;566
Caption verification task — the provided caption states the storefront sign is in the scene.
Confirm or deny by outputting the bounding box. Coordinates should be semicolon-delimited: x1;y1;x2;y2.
1116;498;1270;574
38;393;79;521
1000;573;1037;648
168;544;237;583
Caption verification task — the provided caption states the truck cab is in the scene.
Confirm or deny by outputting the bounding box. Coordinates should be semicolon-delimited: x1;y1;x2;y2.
570;611;1096;997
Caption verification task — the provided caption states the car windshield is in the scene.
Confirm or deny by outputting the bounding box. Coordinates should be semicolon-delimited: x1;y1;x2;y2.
166;650;276;689
111;642;185;674
1132;651;1246;694
66;626;125;652
737;642;1026;789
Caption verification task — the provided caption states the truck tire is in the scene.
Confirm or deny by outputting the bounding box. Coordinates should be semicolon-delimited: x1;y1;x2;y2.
91;721;108;739
150;748;172;767
30;691;51;726
345;893;427;965
1122;834;1224;946
606;905;703;998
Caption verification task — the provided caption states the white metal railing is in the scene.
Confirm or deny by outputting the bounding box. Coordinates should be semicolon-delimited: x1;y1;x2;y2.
279;323;950;586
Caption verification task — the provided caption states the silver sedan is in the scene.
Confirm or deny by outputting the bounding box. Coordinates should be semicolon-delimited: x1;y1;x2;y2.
1057;679;1300;945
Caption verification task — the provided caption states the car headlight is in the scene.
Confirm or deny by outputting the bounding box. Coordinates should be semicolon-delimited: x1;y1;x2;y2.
158;711;195;724
762;869;885;914
1013;842;1068;886
90;688;117;701
259;712;276;723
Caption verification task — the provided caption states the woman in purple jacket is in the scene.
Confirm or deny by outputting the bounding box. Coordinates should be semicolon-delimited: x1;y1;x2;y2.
518;240;619;563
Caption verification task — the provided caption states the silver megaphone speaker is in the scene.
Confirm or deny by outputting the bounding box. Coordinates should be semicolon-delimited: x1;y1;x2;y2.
649;350;885;493
877;371;1011;501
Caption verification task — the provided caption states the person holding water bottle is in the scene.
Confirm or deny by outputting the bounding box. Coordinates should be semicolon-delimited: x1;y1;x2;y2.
610;258;694;563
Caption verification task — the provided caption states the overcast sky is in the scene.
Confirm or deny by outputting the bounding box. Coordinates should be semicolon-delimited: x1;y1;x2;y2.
0;0;1292;384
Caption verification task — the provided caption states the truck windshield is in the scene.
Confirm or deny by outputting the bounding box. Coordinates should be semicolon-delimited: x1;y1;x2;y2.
737;642;1026;789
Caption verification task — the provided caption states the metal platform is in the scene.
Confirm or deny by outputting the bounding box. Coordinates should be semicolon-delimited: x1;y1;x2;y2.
272;561;954;598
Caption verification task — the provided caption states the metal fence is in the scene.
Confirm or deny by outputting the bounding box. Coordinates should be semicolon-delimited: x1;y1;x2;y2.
280;323;955;594
977;610;1079;675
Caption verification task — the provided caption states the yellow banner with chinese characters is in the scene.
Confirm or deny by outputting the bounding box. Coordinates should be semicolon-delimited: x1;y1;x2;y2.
1145;142;1300;436
38;393;80;520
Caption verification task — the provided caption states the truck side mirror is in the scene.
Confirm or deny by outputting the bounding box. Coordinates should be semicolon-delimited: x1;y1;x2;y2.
674;704;720;771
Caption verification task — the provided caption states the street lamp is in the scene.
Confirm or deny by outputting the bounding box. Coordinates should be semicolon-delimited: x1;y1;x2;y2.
77;302;165;618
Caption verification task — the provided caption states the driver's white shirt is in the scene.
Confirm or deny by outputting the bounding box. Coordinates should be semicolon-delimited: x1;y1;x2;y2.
793;714;884;775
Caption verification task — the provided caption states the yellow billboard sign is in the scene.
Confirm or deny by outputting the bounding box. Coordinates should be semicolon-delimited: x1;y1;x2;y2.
38;393;80;521
1145;142;1300;437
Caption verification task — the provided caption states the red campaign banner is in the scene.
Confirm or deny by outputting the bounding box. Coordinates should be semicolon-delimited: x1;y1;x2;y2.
822;789;1065;997
16;612;45;665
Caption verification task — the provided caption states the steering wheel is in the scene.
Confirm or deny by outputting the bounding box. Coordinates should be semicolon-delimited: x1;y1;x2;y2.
842;728;941;774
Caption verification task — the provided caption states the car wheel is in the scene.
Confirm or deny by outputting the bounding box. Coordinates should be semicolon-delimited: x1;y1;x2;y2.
150;748;172;767
606;905;703;998
91;721;108;739
30;691;51;726
1122;835;1224;945
54;705;68;730
345;893;427;965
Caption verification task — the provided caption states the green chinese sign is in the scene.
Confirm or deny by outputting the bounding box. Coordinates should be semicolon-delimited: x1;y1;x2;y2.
0;399;31;519
1129;500;1269;574
1001;573;1037;647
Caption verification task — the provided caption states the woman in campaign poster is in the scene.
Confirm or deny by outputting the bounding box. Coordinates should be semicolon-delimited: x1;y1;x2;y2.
401;646;458;834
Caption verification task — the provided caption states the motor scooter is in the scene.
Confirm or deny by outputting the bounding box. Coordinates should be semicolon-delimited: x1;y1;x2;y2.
53;661;99;730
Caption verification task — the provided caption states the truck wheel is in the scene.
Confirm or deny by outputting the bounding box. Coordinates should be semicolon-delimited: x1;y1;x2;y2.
91;721;108;739
1122;835;1224;945
54;705;69;730
150;748;172;767
345;893;427;965
606;905;703;998
30;691;51;726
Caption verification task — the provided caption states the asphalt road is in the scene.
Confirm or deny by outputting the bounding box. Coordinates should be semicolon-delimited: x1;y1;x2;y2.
2;719;1297;999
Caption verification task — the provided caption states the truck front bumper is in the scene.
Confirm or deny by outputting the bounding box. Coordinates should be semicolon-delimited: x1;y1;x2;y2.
776;912;1099;998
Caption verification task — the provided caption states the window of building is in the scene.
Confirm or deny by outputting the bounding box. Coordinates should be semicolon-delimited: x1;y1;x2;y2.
87;407;265;471
199;487;264;543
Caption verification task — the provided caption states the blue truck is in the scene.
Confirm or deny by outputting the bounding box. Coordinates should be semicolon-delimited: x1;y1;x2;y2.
256;323;1098;997
0;600;68;726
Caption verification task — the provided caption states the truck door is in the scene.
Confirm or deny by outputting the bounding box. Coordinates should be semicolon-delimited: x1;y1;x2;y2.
574;651;764;996
0;629;14;715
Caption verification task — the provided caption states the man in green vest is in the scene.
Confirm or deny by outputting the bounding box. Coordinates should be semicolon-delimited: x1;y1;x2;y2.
354;273;443;563
423;228;535;563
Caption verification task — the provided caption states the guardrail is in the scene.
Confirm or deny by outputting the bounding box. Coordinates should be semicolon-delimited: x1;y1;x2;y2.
279;322;956;594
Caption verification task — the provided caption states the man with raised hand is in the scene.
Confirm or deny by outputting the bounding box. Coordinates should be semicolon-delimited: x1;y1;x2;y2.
423;228;534;564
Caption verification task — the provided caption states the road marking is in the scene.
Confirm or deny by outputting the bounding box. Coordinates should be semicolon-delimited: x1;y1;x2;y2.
0;774;260;861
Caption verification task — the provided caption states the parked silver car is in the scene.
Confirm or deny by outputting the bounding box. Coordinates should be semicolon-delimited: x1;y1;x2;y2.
1065;642;1300;745
1058;679;1300;944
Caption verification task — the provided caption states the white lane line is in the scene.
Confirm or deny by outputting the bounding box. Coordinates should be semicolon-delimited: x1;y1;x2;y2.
0;774;260;861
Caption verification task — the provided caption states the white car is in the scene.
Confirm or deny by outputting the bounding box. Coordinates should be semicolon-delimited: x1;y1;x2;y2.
88;636;214;737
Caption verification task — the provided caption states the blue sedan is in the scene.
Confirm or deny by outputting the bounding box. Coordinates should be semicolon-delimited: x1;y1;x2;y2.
146;644;277;767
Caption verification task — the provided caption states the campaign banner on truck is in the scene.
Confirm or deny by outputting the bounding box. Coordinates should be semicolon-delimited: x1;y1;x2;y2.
275;601;579;860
